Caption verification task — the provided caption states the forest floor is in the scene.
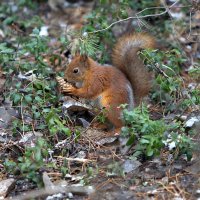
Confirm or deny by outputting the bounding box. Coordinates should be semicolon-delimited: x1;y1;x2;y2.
0;1;200;200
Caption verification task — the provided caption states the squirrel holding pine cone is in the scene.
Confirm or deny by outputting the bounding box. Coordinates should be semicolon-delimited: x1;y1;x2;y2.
57;32;156;134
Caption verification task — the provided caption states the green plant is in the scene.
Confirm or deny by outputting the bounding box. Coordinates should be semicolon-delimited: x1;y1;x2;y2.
1;25;72;186
188;63;200;81
85;0;129;31
82;0;133;62
0;0;39;40
141;48;199;112
17;0;37;9
18;138;49;186
64;31;99;57
122;105;166;158
45;108;70;136
4;138;50;187
96;108;108;124
122;105;196;160
163;130;195;161
0;27;72;137
8;77;67;136
180;88;200;110
60;158;69;176
140;49;186;111
0;6;74;186
83;166;98;185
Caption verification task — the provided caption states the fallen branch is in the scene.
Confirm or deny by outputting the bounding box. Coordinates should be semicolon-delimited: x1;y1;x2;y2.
9;185;95;200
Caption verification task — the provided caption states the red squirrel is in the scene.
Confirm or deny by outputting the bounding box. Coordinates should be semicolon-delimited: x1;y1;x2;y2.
60;33;156;134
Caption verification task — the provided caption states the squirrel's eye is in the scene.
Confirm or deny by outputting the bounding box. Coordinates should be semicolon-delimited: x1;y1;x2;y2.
73;68;79;74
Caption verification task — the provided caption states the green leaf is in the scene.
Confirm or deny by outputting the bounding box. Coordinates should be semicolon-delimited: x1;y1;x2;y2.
34;96;43;102
140;138;149;144
147;149;154;157
62;127;71;136
3;16;16;25
126;134;135;146
34;111;40;119
43;108;51;113
35;149;42;162
50;127;57;135
36;124;46;130
25;95;32;103
32;28;40;35
13;93;21;104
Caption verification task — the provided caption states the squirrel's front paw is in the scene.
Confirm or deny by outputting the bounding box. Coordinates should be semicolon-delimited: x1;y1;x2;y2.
62;84;76;94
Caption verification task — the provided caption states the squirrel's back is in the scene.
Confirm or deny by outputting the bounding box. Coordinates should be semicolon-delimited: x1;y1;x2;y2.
112;33;156;105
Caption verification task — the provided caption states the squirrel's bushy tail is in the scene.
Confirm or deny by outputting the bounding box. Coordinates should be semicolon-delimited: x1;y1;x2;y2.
112;32;156;105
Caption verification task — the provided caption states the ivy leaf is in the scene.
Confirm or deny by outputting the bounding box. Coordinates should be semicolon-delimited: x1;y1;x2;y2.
13;93;21;104
147;148;154;157
140;138;149;144
25;95;32;103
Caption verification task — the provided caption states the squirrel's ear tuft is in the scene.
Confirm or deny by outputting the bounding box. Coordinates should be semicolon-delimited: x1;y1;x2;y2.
79;54;88;62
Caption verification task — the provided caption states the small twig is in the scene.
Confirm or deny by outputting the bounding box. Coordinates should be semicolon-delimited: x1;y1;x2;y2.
158;181;178;196
175;174;189;199
55;156;95;163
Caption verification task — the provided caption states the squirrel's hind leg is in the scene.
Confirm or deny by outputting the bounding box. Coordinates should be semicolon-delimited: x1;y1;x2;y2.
105;107;123;135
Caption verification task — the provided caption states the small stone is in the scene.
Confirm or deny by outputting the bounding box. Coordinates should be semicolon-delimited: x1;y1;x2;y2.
76;151;86;159
185;117;200;127
68;192;73;198
46;193;63;200
96;136;117;146
122;159;141;173
196;189;200;194
179;115;187;121
0;178;15;198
